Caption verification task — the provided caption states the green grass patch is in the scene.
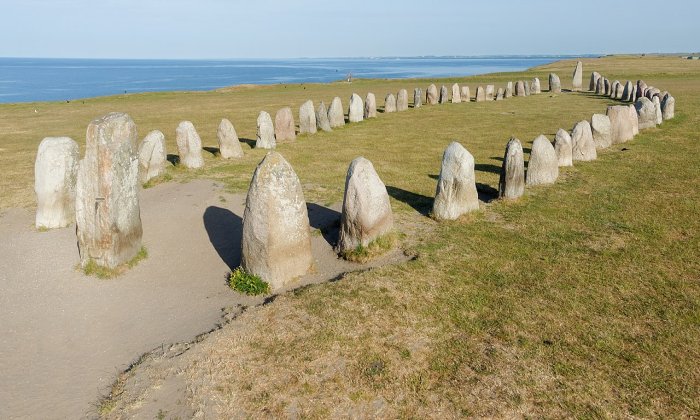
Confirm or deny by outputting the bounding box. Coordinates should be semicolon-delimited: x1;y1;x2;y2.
81;246;148;279
228;267;270;296
341;232;397;263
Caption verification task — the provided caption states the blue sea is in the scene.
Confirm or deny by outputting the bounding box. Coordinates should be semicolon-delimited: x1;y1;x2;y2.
0;56;585;104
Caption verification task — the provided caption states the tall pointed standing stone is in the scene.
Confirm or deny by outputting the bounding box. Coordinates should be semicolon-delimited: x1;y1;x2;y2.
498;138;525;199
652;96;663;125
621;81;634;102
397;89;409;111
348;93;364;123
589;72;601;91
328;97;345;128
364;93;377;118
549;73;561;93
35;137;79;229
531;78;541;94
554;129;573;167
316;101;332;132
460;85;470;102
384;93;397;113
505;82;513;98
572;61;583;92
661;94;675;120
591;114;612;149
524;81;531;96
338;157;394;252
439;85;449;104
432;142;479;220
274;107;296;143
255;111;276;149
217;120;243;159
76;113;142;269
139;130;168;183
426;84;438;105
176;121;204;168
526;135;559;186
413;88;423;108
241;152;313;291
299;100;317;134
571;121;597;161
451;83;461;103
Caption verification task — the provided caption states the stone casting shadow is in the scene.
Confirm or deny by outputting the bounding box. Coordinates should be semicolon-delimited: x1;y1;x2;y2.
166;154;180;165
385;185;433;217
306;203;341;247
476;183;499;203
203;206;243;271
203;146;219;156
239;138;256;149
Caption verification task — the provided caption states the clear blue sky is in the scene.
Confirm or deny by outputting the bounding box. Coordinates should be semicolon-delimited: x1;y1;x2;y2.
3;0;698;59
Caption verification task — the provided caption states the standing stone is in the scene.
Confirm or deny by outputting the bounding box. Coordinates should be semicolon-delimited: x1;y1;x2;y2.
515;81;526;97
595;77;605;95
661;94;675;120
432;142;479;220
35;137;79;229
635;97;657;129
364;93;377;119
524;81;531;96
496;88;504;101
241;152;313;291
255;111;276;149
315;101;332;132
590;114;612;149
485;85;495;100
498;138;525;199
397;89;409;111
384;93;397;113
571;121;597;161
505;81;513;98
653;96;663;125
338;157;394;252
460;86;470;102
176;121;204;168
426;84;438;105
526;135;559;186
607;105;637;144
413;88;422;108
629;105;640;136
646;87;660;101
622;81;634;101
348;93;364;123
217;120;243;160
589;72;601;91
549;73;561;93
299;100;317;134
636;80;648;100
616;82;625;100
274;107;296;143
439;85;449;104
572;61;583;92
138;130;168;183
609;81;620;99
531;78;541;94
76;113;142;269
451;84;461;103
554;129;573;167
328;97;345;128
475;86;486;102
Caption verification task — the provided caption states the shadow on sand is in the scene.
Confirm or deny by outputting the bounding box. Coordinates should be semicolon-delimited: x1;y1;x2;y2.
307;203;341;247
203;206;242;271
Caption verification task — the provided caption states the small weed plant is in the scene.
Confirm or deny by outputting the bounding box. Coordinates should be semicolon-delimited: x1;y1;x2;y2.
82;246;148;279
228;267;270;296
342;233;396;263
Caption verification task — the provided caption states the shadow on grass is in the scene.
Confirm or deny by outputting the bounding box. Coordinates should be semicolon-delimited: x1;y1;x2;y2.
307;203;341;247
474;163;502;175
239;138;256;149
166;154;180;165
386;185;433;217
203;146;219;156
203;206;242;271
476;183;499;203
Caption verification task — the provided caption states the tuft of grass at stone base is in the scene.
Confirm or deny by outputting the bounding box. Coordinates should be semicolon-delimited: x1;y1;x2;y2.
341;232;397;263
228;267;270;296
81;246;148;279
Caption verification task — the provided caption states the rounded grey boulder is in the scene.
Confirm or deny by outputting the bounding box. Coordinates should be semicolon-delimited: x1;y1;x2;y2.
439;85;449;104
217;120;243;160
274;107;296;143
348;93;364;123
299;100;317;134
635;97;657;130
397;89;409;111
176;121;204;168
328;97;345;128
549;73;561;93
432;142;479;220
426;84;438;105
591;114;612;149
384;93;397;113
607;105;635;144
255;111;276;149
315;101;332;132
451;83;461;103
139;130;168;184
526;135;559;186
661;94;675;120
554;129;573;167
364;93;377;119
571;121;597;161
413;88;423;108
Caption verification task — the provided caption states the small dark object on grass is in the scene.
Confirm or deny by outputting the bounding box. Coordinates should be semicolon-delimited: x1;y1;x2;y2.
622;148;629;151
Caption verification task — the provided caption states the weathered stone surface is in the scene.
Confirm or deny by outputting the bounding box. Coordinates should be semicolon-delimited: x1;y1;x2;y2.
629;105;640;136
35;137;79;229
485;85;495;100
76;112;142;269
348;93;364;123
571;121;597;161
384;93;397;113
426;84;438;105
572;60;583;91
338;157;394;251
475;86;486;102
274;107;296;143
241;152;313;291
554;129;573;167
590;71;601;91
524;80;531;96
636;80;648;99
217;120;243;160
138;130;167;183
515;81;526;97
255;111;276;149
661;94;675;120
622;81;634;101
609;81;620;99
451;83;461;103
635;97;657;129
646;87;660;100
299;100;318;134
432;142;479;220
460;85;470;102
615;82;624;99
549;73;561;93
531;78;541;94
591;114;612;149
175;121;204;168
496;88;504;101
397;89;409;111
526;135;559;186
604;79;611;96
328;97;345;128
315;101;332;132
595;77;605;95
653;96;663;125
505;81;513;98
439;85;449;104
498;138;525;199
413;88;422;108
364;93;377;119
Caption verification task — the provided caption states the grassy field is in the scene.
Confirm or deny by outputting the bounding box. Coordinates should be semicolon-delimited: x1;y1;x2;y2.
2;56;699;417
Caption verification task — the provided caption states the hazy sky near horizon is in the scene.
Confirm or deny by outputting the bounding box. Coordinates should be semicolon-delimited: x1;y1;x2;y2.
2;0;698;59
